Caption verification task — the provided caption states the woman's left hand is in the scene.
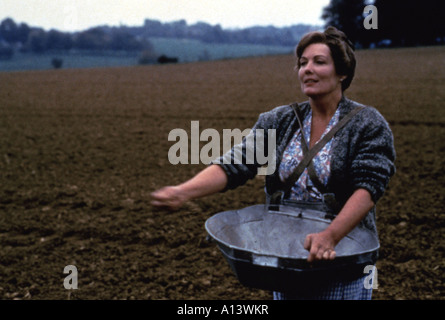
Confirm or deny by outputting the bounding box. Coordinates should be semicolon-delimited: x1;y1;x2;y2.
303;189;375;263
304;231;337;262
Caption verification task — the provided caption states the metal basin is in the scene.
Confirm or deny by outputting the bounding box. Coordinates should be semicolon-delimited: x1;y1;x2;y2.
205;204;379;293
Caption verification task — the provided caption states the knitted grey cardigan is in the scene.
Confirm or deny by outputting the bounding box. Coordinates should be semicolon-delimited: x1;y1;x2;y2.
212;96;396;235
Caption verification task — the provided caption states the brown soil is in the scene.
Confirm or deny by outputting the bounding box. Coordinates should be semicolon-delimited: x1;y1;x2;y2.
0;47;444;300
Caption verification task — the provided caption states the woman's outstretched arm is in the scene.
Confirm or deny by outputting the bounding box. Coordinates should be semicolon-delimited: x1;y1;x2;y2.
150;164;228;210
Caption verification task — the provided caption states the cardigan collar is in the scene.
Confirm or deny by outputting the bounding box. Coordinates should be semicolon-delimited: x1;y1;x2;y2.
298;95;355;121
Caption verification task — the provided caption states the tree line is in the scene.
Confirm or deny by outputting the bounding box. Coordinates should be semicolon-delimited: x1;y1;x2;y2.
137;19;317;46
0;17;317;60
2;1;444;60
0;17;154;59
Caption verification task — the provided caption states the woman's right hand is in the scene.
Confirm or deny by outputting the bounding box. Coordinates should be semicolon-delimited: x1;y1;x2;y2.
150;186;188;210
150;165;228;211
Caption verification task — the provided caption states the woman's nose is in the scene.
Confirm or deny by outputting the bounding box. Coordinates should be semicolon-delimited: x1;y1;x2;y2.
303;61;313;73
303;62;313;74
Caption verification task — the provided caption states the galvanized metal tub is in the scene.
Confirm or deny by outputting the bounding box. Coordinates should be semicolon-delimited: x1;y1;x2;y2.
205;204;379;293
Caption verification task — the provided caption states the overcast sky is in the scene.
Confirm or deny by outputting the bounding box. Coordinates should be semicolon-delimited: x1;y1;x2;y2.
1;0;330;32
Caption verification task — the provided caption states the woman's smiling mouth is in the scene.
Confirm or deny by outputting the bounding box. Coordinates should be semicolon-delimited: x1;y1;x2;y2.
304;79;318;84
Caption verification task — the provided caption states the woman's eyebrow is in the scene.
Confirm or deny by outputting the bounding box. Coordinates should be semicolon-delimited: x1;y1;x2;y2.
301;54;328;60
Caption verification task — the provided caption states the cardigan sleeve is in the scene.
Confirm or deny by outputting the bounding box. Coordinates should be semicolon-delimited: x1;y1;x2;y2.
349;107;396;203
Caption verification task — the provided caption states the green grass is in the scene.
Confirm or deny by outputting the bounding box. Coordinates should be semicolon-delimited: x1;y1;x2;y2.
0;38;294;72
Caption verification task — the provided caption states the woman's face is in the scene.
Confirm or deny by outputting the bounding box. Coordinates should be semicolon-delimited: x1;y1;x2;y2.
298;43;344;99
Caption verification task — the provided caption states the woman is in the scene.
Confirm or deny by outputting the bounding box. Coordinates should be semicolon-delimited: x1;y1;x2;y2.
151;27;396;300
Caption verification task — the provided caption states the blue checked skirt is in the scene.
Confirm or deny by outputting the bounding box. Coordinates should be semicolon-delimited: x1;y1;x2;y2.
272;274;373;300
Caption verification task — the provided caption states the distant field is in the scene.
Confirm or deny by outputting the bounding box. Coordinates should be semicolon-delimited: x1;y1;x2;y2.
0;37;294;72
0;52;138;72
149;37;294;62
0;46;443;300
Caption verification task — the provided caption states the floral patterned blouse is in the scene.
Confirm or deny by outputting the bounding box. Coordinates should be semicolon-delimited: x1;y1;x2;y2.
279;107;341;201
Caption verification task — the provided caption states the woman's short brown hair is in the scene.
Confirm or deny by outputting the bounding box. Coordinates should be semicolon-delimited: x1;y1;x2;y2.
296;26;356;91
